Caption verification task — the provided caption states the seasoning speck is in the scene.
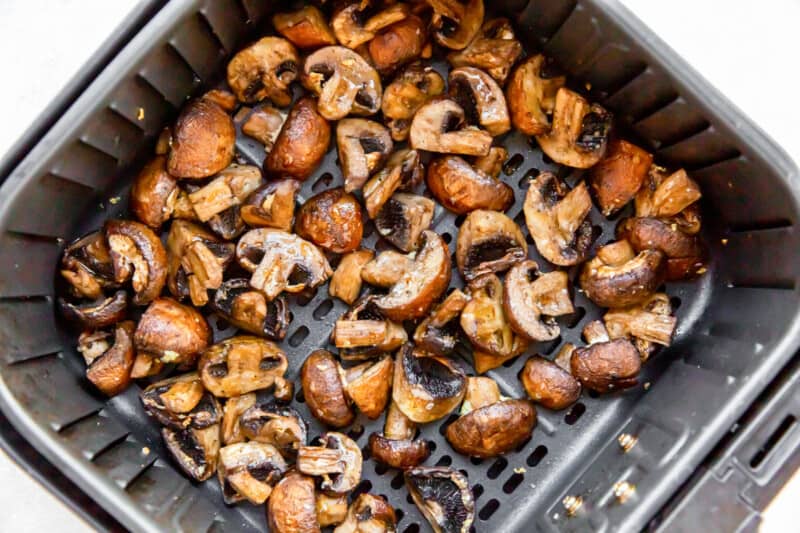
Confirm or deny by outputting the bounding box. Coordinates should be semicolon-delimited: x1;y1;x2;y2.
721;238;728;245
137;107;145;121
109;196;120;205
514;467;526;474
142;446;150;455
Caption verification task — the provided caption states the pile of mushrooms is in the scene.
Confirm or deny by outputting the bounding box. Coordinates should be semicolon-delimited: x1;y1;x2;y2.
57;1;711;530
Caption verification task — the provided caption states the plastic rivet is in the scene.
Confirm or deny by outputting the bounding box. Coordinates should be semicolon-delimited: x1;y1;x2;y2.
562;495;583;517
618;433;638;452
613;481;636;504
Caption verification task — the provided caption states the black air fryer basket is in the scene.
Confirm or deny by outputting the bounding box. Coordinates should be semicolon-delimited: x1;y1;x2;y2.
1;1;799;531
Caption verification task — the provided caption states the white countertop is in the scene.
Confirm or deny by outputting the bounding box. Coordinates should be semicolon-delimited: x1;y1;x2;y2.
0;0;798;531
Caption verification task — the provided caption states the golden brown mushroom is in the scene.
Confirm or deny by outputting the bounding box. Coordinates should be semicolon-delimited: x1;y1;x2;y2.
363;149;424;218
393;344;466;423
167;98;235;179
80;321;136;396
447;18;522;84
211;279;291;340
409;98;492;156
590;139;653;216
331;2;409;49
456;209;527;281
361;250;414;288
134;297;211;366
339;355;393;419
221;393;256;445
374;193;435;253
520;356;581;410
60;231;117;300
604;292;676;361
336;118;393;192
571;320;641;393
381;64;445;141
428;0;484;50
295;188;364;253
272;6;337;49
414;288;470;356
105;219;168;305
241;105;287;153
59;290;128;329
265;96;331;180
368;400;431;469
426;155;514;214
329;249;374;305
369;14;427;75
405;467;475;533
503;260;574;341
130;155;179;230
240;400;308;459
297;432;363;494
198;336;288;397
227;36;299;106
140;372;218;429
617;216;707;281
448;66;510;136
186;164;262;223
335;494;397;533
332;296;408;361
240;179;300;231
301;350;355;428
506;55;566;135
218;441;287;504
268;471;320;533
580;240;666;308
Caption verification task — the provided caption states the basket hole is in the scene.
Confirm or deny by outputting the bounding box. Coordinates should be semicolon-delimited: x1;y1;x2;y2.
347;423;364;441
563;307;586;329
439;414;459;436
403;524;420;533
514;434;533;452
479;499;500;521
454;214;467;227
215;317;230;331
406;494;415;505
502;356;518;368
503;153;524;175
541;153;554;165
395;509;405;523
313;299;334;319
312;172;333;192
503;472;524;494
670;296;682;310
435;455;453;467
362;444;371;460
486;457;508;479
288;326;309;347
542;336;562;355
351;479;372;499
363;223;375;238
295;389;305;403
527;445;548;467
750;414;797;469
472;483;484;500
442;232;452;244
564;402;586;425
470;457;484;466
587;389;600;399
428;441;437;453
391;471;405;489
375;462;389;475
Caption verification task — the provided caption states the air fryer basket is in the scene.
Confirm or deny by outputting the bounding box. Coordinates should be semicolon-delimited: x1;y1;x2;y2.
0;0;798;531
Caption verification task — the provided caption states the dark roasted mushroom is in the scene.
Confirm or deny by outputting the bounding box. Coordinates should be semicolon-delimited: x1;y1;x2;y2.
409;98;492;156
333;297;407;360
414;288;470;356
617;216;707;281
361;250;414;288
456;209;527;281
336;118;393;192
590;139;653;216
428;0;484;50
295;188;364;254
393;344;466;423
447;18;522;84
265;96;331;180
503;260;573;341
242;105;287;152
130;155;179;230
405;466;475;533
448;67;510;136
317;493;349;528
140;372;220;429
297;432;362;494
374;193;435;252
162;423;220;482
382;63;445;141
60;290;128;329
105;219;168;305
340;355;393;419
329;249;374;304
506;55;565;135
227;36;299;106
335;494;397;533
240;400;308;459
369;14;427;75
134;297;211;366
368;400;430;469
186;165;262;223
604;292;676;361
331;2;409;49
426;155;514;214
268;471;320;533
240;179;300;231
571;321;641;393
198;336;288;397
218;441;287;504
80;321;135;396
520;355;580;410
60;231;117;300
364;149;424;218
203;89;237;112
580;240;666;308
273;6;337;49
221;393;256;445
167;98;235;179
301;349;355;428
211;279;291;340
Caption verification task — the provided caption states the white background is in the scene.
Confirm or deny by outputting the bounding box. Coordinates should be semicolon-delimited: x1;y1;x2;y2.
0;0;798;531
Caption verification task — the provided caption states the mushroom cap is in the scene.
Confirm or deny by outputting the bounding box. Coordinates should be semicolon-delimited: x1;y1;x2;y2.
409;98;492;156
59;290;128;329
134;298;211;366
616;217;707;281
368;433;431;469
426;155;514;214
295;188;364;253
162;424;220;482
364;148;424;217
460;274;528;358
267;471;321;533
198;336;288;397
297;432;362;494
604;293;676;360
227;36;299;106
448;66;510;136
506;55;566;135
167;98;235;178
456;209;527;281
374;193;436;253
580;244;666;308
503;260;574;341
361;250;414;288
130;155;178;230
590;139;653;216
447;18;523;84
430;0;484;50
405;466;475;533
336;493;397;533
218;441;287;505
140;372;220;429
85;320;135;396
336;118;393;192
265;96;331;181
571;338;641;393
211;278;291;340
341;355;394;419
301;350;355;428
446;399;536;457
317;493;349;528
105;219;168;305
393;345;467;423
413;288;470;356
241;179;300;231
520;355;581;410
369;14;427;75
382;63;445;141
240;400;308;459
272;6;337;50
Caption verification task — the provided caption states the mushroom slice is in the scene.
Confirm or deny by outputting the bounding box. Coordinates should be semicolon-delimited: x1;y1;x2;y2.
206;205;247;241
580;240;666;308
503;260;573;341
382;63;445;141
240;400;308;459
617;217;707;280
635;167;702;219
295;188;364;253
130;351;164;379
301;350;355;427
461;375;501;411
361;250;414;288
134;297;211;366
393;345;467;423
187;165;262;222
336;494;397;533
339;355;393;419
520;356;581;410
221;393;256;445
268;471;320;533
163;423;220;482
203;89;237;112
242;106;287;153
218;442;287;505
302;46;382;120
414;289;470;356
265;96;331;180
241;179;300;231
369;14;427;75
374;193;435;253
506;55;566;135
604;292;676;361
273;377;294;403
329;250;374;305
199;336;288;398
337;118;394;192
456;209;527;281
211;279;290;340
369;397;431;467
318;493;349;528
60;290;128;329
447;18;522;84
331;2;409;49
590;139;653;216
60;231;116;300
130;155;178;230
297;432;363;494
426;155;514;214
535;88;612;169
236;228;332;300
168;98;235;178
409;98;492;156
460;274;528;360
448;67;510;136
273;6;337;49
374;230;451;321
105;219;168;305
334;296;408;360
405;467;475;533
227;37;299;106
141;373;220;428
572;321;641;393
364;149;424;218
82;321;135;396
429;0;484;50
471;146;508;178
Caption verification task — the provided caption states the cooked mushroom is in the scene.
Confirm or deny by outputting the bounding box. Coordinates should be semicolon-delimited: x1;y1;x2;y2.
503;260;573;341
297;432;362;494
506;55;566;135
364;149;424;218
571;320;641;393
167;98;236;178
198;336;288;397
520;356;580;410
273;6;337;49
236;228;332;300
130;351;164;379
414;288;470;356
409;98;492;156
240;179;300;231
273;376;294;403
553;342;576;371
134;297;211;366
105;219;168;305
335;494;397;533
339;355;393;419
218;442;287;504
211;279;291;340
523;172;593;266
295;188;364;253
361;250;414;288
448;67;510;137
60;290;128;329
471;146;507;178
580;240;666;308
382;63;445;141
155;126;171;155
405;467;475;533
240;400;308;459
331;2;409;49
447;18;522;84
301;349;355;427
617;216;707;280
187;165;262;223
242;105;287;153
80;321;135;396
428;0;484;50
207;206;248;241
369;14;427;75
374;193;435;252
456;209;527;281
590;139;653;216
333;296;408;360
302;46;382;120
369;398;431;469
227;37;299;106
393;344;466;423
60;231;117;300
329;249;374;304
265;96;331;180
535;88;612;169
460;375;500;411
221;393;256;445
635;167;702;219
426;155;514;214
373;230;451;321
140;372;220;429
317;493;349;528
130;155;179;230
336;118;393;192
268;471;320;533
604;292;676;361
162;423;220;482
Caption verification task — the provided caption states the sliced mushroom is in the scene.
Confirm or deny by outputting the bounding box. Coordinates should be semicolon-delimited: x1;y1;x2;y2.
105;219;168;305
163;423;220;482
553;342;576;371
506;55;566;135
141;372;220;430
590;139;653;216
414;288;470;356
241;179;300;231
130;351;164;379
333;296;408;360
60;290;128;329
60;231;116;300
456;209;527;281
617;217;707;280
82;321;135;396
335;494;397;533
364;149;424;218
471;146;507;178
265;96;331;180
369;398;431;468
429;0;484;50
294;188;364;254
572;320;641;393
337;118;393;192
523;172;593;266
393;345;466;423
405;467;475;533
635;167;702;219
130;155;178;230
535;88;612;169
301;350;355;427
604;292;676;361
369;14;427;75
503;260;573;341
168;98;235;178
317;493;349;528
268;471;320;533
134;297;211;366
273;377;294;403
240;400;308;459
374;193;436;253
242;105;287;153
361;250;415;288
207;206;247;241
221;393;256;445
382;63;445;141
448;66;510;137
302;46;382;120
297;432;362;494
273;6;337;49
211;279;290;340
236;228;332;300
426;155;513;214
218;442;287;504
447;18;522;84
580;240;666;308
409;98;492;156
155;126;172;155
187;165;262;223
227;37;299;106
461;375;500;411
339;355;393;419
198;336;288;397
520;356;580;410
329;249;374;304
331;2;409;49
373;230;451;321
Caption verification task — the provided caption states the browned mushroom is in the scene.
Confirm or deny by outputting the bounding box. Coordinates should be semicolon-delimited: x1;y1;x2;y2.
295;188;364;253
448;67;510;137
580;240;666;308
414;288;470;356
198;336;288;397
329;249;374;304
130;155;179;230
393;344;466;423
381;63;445;141
520;356;580;410
80;321;135;396
409;98;492;156
361;250;414;288
60;231;117;300
617;217;707;281
130;351;164;379
339;355;393;419
604;292;676;361
369;14;427;75
317;493;349;528
503;260;573;341
134;297;211;366
336;494;397;533
241;179;300;231
428;0;484;50
426;155;514;214
364;149;424;218
155;126;171;155
405;467;475;533
456;209;527;281
265;96;331;180
506;55;566;135
273;6;337;49
167;98;235;179
104;219;167;305
590;139;653;216
447;18;522;84
60;290;128;329
227;37;299;106
221;393;256;445
218;441;287;505
336;118;393;192
162;423;220;482
140;372;219;429
301;349;355;428
242;106;287;153
368;400;430;469
187;165;262;223
202;89;237;112
571;320;641;393
333;296;408;360
297;432;362;494
268;471;320;533
635;167;702;220
211;279;291;340
374;193;435;252
240;400;308;459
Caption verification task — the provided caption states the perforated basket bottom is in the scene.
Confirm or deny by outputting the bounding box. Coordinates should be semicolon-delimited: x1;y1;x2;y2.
59;58;712;533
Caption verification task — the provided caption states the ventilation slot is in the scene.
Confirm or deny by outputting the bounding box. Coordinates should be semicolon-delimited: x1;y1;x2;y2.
313;299;334;319
479;498;500;520
750;415;797;469
486;457;508;479
728;280;795;291
564;402;586;425
503;154;524;176
728;219;793;233
503;472;525;494
527;445;548;467
288;326;309;347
